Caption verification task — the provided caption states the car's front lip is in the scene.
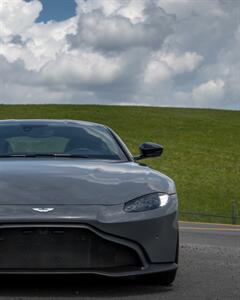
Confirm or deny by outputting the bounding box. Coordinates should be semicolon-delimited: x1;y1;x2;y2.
0;263;177;277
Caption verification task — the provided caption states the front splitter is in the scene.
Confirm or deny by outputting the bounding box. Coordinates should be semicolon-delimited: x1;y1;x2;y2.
0;263;177;277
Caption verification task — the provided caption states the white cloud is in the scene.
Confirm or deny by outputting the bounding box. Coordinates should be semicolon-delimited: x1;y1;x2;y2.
71;2;174;52
0;17;77;71
41;50;123;86
156;0;225;18
144;51;203;83
0;0;42;41
0;0;239;109
76;0;146;23
192;79;225;106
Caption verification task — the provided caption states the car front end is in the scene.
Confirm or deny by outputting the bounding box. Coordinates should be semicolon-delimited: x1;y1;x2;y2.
0;120;178;284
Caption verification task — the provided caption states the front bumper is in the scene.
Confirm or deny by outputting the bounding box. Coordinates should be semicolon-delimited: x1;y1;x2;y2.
0;194;178;275
0;223;177;276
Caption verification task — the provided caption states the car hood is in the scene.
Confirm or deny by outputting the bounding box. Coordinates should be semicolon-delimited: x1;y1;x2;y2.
0;159;175;205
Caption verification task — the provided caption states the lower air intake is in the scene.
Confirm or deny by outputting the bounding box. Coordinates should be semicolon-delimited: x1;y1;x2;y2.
0;226;141;270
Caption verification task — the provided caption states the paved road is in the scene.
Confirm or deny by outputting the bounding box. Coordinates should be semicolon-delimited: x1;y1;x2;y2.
0;221;239;300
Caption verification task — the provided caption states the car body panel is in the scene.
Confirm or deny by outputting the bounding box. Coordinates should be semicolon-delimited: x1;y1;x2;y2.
0;159;176;205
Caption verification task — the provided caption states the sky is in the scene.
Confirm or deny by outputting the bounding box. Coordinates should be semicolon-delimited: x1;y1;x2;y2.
0;0;239;109
36;0;76;23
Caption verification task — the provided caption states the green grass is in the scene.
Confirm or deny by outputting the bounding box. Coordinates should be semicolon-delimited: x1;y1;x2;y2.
0;104;239;223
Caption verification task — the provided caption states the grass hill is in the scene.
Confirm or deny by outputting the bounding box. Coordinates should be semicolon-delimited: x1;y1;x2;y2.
0;105;239;223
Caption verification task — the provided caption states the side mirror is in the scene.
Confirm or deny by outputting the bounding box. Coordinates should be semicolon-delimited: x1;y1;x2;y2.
134;142;163;161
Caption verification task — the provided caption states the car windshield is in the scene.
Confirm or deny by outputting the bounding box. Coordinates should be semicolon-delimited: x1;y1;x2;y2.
0;123;127;160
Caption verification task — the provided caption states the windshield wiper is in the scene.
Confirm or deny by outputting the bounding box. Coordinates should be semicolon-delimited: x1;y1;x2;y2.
0;154;89;158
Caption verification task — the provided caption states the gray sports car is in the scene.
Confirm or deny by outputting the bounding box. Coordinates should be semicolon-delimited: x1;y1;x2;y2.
0;119;178;285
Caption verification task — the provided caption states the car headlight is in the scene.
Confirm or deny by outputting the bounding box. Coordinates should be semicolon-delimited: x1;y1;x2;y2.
124;193;169;213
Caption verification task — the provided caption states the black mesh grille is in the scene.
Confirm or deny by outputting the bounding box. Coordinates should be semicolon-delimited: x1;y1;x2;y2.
0;227;141;270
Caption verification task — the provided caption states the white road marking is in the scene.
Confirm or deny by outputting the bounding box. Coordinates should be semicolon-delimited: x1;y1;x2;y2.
180;226;240;232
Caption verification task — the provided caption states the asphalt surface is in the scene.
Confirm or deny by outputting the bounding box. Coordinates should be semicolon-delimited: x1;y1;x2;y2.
0;221;239;300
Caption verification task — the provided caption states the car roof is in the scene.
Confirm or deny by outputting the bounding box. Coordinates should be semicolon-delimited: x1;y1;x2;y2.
0;119;106;128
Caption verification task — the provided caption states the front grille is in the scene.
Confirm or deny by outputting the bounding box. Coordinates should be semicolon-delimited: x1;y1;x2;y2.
0;226;141;270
